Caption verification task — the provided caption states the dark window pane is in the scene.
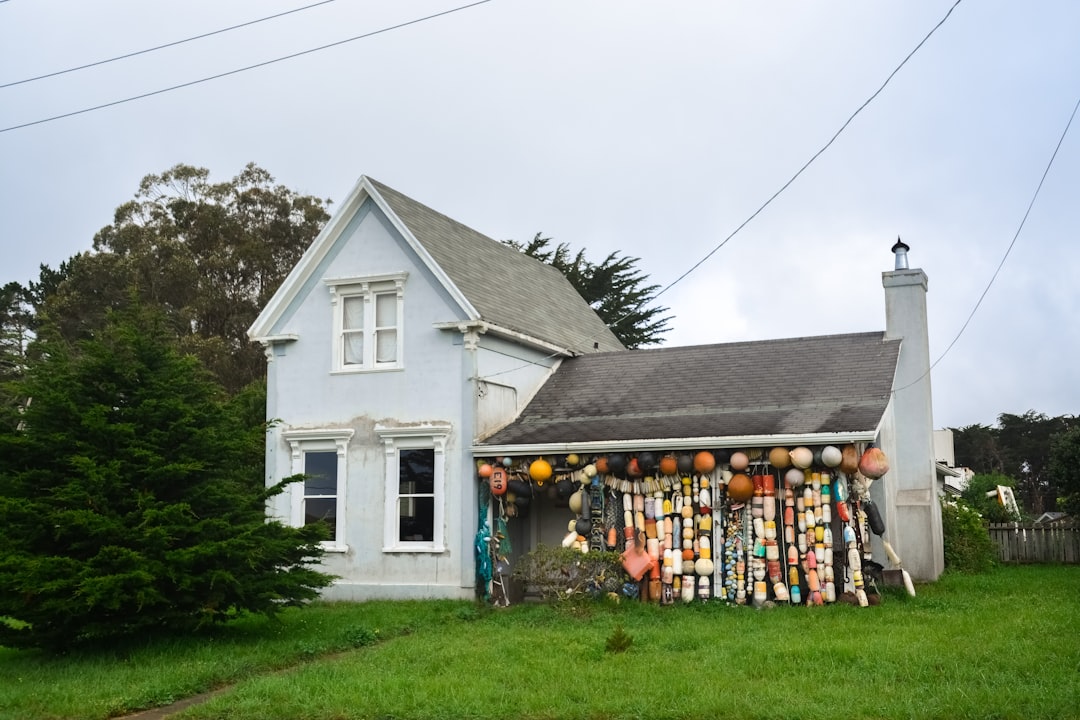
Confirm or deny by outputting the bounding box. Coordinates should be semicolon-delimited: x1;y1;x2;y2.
398;496;433;542
305;451;337;495
305;497;337;541
399;448;434;495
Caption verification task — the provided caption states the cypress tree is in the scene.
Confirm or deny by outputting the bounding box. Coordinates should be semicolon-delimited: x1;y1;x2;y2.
0;303;332;649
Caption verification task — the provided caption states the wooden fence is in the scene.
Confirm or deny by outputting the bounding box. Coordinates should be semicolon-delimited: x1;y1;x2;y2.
987;523;1080;564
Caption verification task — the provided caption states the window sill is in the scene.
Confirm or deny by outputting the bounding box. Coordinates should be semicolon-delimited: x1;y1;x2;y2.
330;366;405;375
321;543;350;554
382;545;446;554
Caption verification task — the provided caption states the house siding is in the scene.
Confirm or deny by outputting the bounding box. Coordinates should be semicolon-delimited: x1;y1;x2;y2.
266;200;476;600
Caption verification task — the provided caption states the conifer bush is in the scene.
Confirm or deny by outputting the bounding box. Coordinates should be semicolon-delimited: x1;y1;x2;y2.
0;304;333;649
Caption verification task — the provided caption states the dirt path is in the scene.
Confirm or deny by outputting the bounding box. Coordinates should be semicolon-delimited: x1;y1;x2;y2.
116;687;231;719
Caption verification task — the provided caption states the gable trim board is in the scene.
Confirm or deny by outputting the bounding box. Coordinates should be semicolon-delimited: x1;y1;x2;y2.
249;176;478;343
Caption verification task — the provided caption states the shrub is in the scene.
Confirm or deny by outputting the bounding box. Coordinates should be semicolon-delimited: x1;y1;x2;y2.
941;498;997;573
512;545;625;603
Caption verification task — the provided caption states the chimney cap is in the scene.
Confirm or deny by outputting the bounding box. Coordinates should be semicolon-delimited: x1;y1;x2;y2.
891;237;910;254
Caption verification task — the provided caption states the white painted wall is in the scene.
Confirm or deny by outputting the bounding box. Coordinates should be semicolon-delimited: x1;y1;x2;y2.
262;199;567;600
267;200;470;600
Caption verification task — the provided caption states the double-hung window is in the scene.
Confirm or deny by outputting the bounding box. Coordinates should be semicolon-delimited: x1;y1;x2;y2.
327;273;406;372
282;429;354;552
376;424;450;552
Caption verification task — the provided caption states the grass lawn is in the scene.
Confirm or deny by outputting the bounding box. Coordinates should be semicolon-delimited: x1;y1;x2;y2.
2;566;1078;720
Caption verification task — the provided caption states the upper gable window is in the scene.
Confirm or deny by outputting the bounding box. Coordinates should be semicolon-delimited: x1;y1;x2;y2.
326;273;407;373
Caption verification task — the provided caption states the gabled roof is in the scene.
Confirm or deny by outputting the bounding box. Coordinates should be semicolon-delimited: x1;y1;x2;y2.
478;331;900;451
248;176;623;355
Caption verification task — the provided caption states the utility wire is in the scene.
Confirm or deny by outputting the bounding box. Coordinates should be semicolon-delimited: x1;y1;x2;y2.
480;0;963;381
1;0;340;89
635;0;964;314
0;0;494;133
892;92;1080;396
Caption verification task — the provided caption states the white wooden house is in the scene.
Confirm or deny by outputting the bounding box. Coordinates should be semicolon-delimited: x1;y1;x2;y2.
249;177;943;602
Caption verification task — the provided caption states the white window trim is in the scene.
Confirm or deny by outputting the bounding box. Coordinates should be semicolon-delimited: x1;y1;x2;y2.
283;428;354;553
325;272;407;374
376;424;451;553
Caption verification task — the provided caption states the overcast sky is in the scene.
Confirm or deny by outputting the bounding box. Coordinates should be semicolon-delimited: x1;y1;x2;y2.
2;0;1077;430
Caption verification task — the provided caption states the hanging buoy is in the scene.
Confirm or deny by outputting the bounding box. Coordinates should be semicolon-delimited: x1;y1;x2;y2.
768;447;791;469
489;467;508;495
821;446;842;468
790;447;813;469
840;445;859;475
858;446;890;479
729;451;749;471
694;451;716;474
728;473;754;502
864;499;886;535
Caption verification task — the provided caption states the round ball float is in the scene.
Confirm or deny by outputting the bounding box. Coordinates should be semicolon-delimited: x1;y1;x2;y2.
677;453;694;475
507;479;531;497
607;453;627;476
627;457;644;478
693;450;716;474
569;489;584;514
714;449;731;465
565;453;580;467
821;445;843;468
859;446;890;479
840;444;860;475
595;456;610;474
583;463;598;478
659;455;678;476
768;447;791;469
729;451;750;472
478;463;494;479
790;447;813;469
501;456;513;467
727;473;754;502
637;452;657;474
784;467;806;489
529;458;553;483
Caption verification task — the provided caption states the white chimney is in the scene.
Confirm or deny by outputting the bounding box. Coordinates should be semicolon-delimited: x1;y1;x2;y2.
879;241;944;581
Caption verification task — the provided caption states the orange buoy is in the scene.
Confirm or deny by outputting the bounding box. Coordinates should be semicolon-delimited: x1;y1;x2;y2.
727;473;754;502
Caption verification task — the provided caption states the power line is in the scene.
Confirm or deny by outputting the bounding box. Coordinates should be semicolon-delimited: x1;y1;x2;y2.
638;0;964;311
0;0;494;133
892;92;1080;396
1;0;340;89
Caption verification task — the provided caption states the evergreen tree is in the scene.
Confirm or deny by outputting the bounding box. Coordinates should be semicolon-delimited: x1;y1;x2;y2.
506;234;672;348
32;163;330;394
0;303;332;650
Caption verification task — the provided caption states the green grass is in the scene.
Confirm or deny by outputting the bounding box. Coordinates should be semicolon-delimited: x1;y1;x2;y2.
3;567;1079;720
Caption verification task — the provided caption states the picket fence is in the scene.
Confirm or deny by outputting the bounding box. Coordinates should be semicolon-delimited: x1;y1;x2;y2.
987;523;1080;564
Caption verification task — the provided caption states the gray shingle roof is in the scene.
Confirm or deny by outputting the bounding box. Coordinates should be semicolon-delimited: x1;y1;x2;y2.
479;331;900;445
370;179;624;354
